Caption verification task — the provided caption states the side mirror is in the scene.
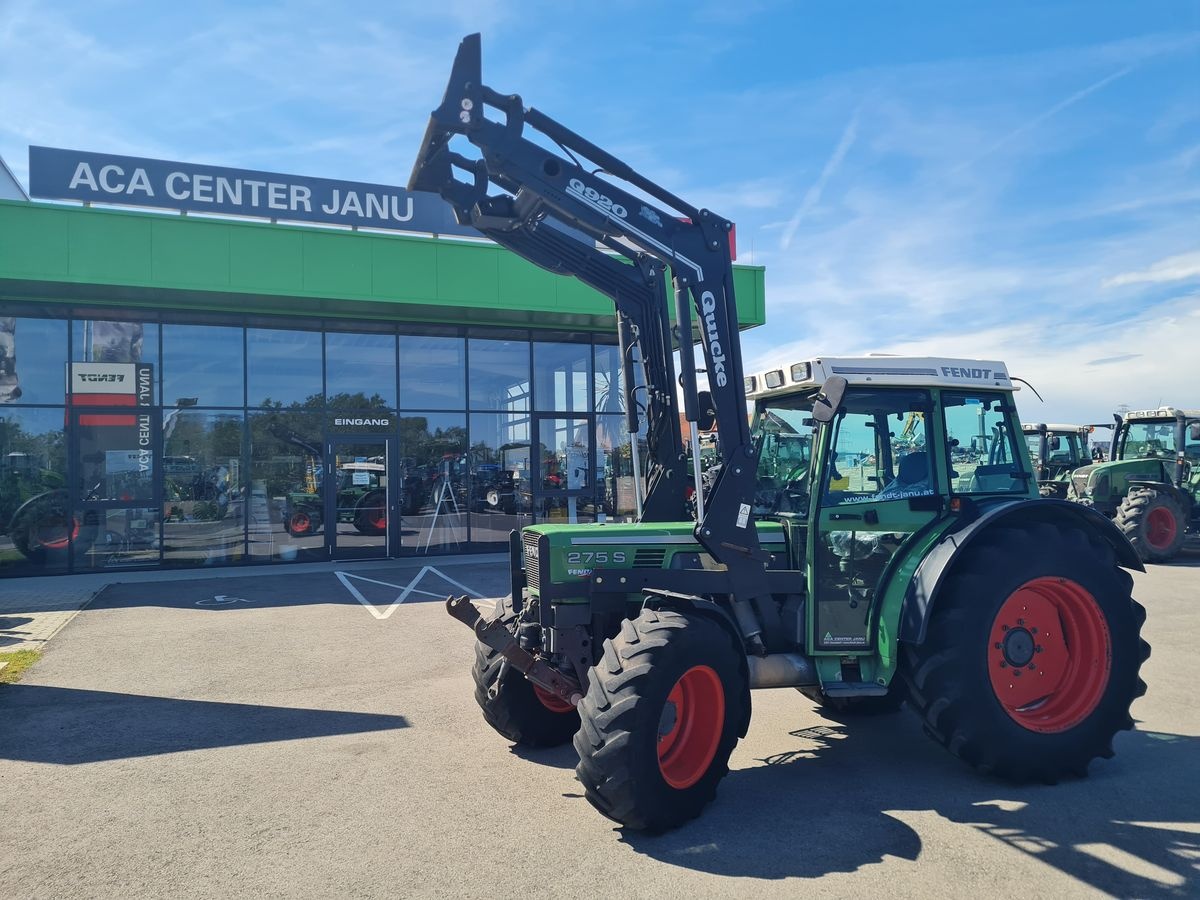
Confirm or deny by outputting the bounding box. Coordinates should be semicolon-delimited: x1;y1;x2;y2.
696;390;717;433
1190;422;1200;441
1048;436;1061;451
812;376;848;424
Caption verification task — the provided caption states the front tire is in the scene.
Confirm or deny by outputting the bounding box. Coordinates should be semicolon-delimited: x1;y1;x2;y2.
1116;487;1185;562
470;597;579;747
903;523;1149;782
574;608;749;832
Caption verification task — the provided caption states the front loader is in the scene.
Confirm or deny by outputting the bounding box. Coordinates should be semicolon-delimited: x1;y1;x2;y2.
413;34;1150;832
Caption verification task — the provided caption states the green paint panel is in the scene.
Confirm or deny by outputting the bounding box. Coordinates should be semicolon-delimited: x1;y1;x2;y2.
229;226;303;292
151;217;230;289
436;240;498;307
69;211;153;283
302;230;372;297
0;200;766;330
0;205;70;278
372;236;438;302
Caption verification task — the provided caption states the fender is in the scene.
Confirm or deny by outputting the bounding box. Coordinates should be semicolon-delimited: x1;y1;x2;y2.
899;498;1143;645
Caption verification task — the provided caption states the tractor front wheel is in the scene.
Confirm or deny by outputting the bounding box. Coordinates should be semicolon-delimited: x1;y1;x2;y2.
470;596;579;747
903;523;1149;782
1116;487;1185;562
574;608;748;832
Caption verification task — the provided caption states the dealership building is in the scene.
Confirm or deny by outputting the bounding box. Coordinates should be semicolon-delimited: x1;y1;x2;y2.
0;148;765;578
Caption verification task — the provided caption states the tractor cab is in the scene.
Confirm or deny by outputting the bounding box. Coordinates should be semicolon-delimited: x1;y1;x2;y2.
747;356;1033;651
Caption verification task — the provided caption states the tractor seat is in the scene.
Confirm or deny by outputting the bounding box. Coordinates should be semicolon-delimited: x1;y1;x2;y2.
896;451;929;486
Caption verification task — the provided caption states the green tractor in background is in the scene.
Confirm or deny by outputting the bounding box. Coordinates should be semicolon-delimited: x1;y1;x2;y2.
1023;423;1098;498
0;453;90;563
1069;407;1200;562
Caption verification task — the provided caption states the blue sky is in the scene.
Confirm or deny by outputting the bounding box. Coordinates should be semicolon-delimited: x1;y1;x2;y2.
1;0;1198;422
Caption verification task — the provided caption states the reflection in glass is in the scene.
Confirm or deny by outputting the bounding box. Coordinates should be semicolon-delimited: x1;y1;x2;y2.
247;328;323;407
327;332;396;410
74;413;156;503
596;414;642;519
328;441;389;557
163;324;244;408
71;319;159;403
399;335;465;410
469;412;532;548
248;409;324;561
535;417;592;524
0;408;69;574
0;317;68;405
593;342;624;415
398;413;467;553
468;338;530;412
162;410;245;566
75;507;160;570
533;341;590;412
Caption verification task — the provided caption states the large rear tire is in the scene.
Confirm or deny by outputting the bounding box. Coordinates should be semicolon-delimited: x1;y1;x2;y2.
903;523;1149;782
1116;487;1185;562
574;608;749;832
470;596;579;748
353;490;388;536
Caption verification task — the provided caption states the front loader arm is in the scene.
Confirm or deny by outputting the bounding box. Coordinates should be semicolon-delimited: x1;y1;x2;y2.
410;34;772;646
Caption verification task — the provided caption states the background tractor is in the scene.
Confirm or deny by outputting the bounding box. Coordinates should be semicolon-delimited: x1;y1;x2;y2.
1023;423;1097;498
1069;406;1200;562
416;34;1150;832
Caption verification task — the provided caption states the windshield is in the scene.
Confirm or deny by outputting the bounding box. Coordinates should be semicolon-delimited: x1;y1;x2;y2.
1120;421;1176;459
752;399;814;515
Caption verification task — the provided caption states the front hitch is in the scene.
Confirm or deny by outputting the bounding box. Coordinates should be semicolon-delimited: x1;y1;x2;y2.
445;595;583;707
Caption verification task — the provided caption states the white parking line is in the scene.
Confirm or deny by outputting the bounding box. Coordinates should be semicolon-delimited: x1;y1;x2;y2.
335;567;483;620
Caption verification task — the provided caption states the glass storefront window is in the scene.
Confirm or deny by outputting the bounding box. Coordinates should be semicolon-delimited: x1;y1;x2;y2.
398;413;467;553
535;416;593;523
248;409;324;562
399;335;465;410
162;410;245;566
1;317;68;406
247;328;323;408
596;414;642;519
163;324;244;408
326;332;397;411
533;341;591;412
71;318;159;404
468;338;530;412
0;408;69;575
74;507;160;570
468;412;532;549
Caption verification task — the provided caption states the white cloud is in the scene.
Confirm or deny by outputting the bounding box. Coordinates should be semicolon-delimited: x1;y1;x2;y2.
1102;250;1200;288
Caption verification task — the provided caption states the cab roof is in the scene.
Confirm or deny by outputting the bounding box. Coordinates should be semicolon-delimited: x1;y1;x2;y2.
1124;406;1200;422
1022;423;1091;434
745;356;1014;400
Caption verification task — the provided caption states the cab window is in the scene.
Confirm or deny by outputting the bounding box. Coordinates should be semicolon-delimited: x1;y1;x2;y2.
823;389;934;506
943;392;1026;493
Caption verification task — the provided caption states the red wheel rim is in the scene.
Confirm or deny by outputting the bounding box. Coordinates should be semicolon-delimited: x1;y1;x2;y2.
657;665;725;789
36;514;79;550
1145;506;1177;550
988;577;1111;734
290;512;311;533
369;507;386;529
532;685;574;714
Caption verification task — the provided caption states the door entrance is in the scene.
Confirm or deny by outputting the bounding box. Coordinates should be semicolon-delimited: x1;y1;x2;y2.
327;438;391;559
531;415;595;524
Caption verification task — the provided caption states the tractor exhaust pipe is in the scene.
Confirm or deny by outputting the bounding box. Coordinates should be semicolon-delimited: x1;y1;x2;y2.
747;653;819;689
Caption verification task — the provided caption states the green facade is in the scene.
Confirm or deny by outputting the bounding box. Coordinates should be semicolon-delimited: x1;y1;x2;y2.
0;199;766;330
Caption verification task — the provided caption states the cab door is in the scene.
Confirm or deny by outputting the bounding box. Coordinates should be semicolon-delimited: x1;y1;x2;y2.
807;388;942;653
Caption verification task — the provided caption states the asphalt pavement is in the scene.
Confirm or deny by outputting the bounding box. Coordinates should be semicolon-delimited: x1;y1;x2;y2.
0;553;1197;898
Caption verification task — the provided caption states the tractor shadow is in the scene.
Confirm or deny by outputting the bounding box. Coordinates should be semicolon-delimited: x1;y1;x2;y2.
619;710;1200;894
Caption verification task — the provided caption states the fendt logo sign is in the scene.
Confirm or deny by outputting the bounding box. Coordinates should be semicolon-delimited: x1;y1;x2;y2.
28;146;478;236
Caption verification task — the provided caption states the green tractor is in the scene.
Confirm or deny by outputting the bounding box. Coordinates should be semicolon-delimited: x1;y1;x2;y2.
416;35;1150;831
1022;423;1096;498
1069;406;1200;562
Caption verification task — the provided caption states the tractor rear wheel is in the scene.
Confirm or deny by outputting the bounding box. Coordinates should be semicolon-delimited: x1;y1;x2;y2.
903;523;1149;782
353;491;388;536
1116;487;1185;562
470;596;579;747
574;608;749;832
285;509;320;537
